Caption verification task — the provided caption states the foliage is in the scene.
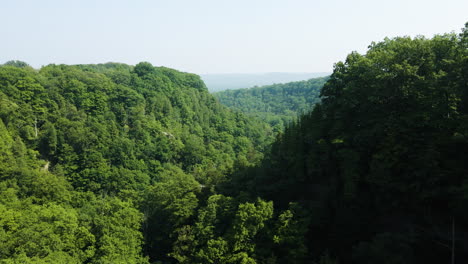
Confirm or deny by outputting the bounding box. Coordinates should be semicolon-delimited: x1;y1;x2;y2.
0;61;272;263
214;77;327;130
240;24;468;263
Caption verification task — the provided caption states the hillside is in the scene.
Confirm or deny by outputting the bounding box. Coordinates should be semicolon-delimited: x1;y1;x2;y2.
214;77;328;130
201;72;329;92
226;25;468;263
0;61;274;263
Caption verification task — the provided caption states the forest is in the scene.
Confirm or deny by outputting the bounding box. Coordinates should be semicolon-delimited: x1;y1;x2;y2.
201;72;328;92
214;77;327;130
0;23;467;263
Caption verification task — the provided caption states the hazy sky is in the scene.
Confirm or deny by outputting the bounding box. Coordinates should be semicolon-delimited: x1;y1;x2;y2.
1;0;467;74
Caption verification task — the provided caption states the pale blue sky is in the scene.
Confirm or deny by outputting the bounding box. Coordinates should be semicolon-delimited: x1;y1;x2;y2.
1;0;467;73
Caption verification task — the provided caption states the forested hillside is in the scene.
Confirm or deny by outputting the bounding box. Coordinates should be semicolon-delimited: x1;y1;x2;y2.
227;24;468;263
0;61;278;263
214;77;327;130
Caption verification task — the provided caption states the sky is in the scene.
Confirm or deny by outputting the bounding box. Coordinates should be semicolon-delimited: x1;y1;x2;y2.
1;0;467;74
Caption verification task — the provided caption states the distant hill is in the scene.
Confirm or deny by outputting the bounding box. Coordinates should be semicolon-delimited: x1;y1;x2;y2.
214;76;328;130
201;72;330;92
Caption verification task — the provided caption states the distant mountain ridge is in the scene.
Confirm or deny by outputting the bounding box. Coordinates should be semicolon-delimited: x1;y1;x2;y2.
214;76;328;130
201;72;330;92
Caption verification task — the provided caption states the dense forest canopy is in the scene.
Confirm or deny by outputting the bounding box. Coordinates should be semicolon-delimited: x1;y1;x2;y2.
214;77;328;130
0;23;467;264
228;24;468;263
0;61;276;263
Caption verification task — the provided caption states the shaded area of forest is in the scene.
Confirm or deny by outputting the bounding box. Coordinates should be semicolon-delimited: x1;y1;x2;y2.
226;24;468;263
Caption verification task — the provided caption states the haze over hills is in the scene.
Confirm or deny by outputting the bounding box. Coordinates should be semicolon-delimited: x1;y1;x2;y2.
201;72;330;92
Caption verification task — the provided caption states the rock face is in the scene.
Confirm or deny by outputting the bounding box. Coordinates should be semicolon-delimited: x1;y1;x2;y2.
42;161;49;172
